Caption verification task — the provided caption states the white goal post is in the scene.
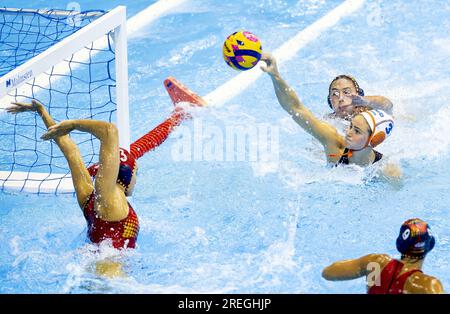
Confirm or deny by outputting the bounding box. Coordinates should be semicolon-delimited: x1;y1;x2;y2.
0;6;130;194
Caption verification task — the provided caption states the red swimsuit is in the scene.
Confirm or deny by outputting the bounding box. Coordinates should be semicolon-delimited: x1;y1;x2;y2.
83;192;139;249
83;112;183;249
81;88;198;249
368;259;422;294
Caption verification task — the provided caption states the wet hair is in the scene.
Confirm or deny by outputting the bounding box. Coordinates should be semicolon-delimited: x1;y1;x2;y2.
328;75;365;109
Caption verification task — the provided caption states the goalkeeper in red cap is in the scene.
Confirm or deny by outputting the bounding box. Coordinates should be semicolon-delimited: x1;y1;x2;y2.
6;78;203;251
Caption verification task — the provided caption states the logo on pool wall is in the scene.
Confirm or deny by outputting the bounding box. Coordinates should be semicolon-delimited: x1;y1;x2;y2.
5;70;33;89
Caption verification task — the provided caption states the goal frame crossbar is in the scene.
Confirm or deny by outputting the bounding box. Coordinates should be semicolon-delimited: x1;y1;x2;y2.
0;6;130;194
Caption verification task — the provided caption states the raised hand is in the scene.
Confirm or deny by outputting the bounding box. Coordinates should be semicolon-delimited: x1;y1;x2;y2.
350;95;369;106
350;95;372;114
260;52;280;77
41;120;75;140
6;99;43;114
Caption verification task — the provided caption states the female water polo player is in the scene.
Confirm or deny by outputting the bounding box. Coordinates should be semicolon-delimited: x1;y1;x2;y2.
6;100;187;250
261;53;400;174
327;74;393;120
322;218;444;294
260;52;392;120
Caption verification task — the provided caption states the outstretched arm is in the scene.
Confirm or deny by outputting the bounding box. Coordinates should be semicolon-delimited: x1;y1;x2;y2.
6;101;93;207
322;254;390;281
351;95;394;115
42;119;127;220
260;53;340;148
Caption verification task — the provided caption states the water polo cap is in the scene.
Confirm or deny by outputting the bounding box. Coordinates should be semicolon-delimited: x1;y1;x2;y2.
359;109;394;148
396;218;435;259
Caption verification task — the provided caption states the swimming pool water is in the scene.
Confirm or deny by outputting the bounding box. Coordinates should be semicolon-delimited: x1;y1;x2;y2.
1;0;449;293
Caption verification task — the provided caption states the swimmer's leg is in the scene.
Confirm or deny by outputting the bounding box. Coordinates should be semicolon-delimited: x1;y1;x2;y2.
130;110;187;158
129;77;206;158
8;101;93;206
164;76;207;107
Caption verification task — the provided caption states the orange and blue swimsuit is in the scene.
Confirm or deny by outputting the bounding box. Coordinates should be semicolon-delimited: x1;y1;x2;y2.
83;191;139;249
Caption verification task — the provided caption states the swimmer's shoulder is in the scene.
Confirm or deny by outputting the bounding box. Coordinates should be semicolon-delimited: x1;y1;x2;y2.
362;253;392;268
355;254;392;274
404;273;444;294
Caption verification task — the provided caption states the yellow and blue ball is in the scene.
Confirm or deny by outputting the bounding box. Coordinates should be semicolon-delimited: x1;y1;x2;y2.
223;31;262;71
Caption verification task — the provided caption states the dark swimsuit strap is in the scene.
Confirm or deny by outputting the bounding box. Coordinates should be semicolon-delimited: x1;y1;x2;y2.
373;150;383;163
337;148;351;165
336;148;383;166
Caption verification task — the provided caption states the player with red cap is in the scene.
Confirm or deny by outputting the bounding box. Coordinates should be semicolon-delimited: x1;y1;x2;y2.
7;77;204;250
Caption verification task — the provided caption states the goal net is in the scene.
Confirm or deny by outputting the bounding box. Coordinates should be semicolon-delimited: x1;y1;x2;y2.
0;6;129;195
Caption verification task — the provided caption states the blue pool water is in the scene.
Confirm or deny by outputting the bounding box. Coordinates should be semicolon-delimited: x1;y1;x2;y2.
1;0;450;293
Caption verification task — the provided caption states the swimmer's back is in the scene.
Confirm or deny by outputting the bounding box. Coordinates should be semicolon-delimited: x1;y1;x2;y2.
403;271;443;294
83;191;139;249
366;255;443;294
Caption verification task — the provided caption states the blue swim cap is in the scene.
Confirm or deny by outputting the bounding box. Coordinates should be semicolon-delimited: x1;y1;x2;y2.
396;218;435;259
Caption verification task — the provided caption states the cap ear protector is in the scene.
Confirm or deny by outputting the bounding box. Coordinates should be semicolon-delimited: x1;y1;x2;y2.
328;75;365;109
359;109;394;148
396;218;435;259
